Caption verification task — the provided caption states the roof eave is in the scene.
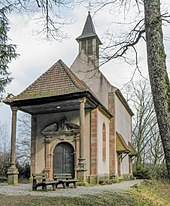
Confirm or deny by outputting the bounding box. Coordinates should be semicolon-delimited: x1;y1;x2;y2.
3;90;87;107
76;34;102;43
4;90;112;119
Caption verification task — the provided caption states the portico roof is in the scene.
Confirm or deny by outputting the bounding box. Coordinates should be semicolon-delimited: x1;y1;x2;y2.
4;59;112;117
5;59;87;103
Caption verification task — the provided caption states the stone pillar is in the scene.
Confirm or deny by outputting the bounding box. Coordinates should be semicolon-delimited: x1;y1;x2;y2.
118;155;122;177
77;97;87;183
80;98;86;160
108;92;116;175
74;134;79;179
31;115;37;176
44;137;51;179
129;156;132;175
90;108;98;184
7;107;19;185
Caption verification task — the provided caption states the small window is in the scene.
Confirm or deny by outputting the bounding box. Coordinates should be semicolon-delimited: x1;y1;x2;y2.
81;40;86;53
96;44;99;58
88;39;93;55
102;123;106;162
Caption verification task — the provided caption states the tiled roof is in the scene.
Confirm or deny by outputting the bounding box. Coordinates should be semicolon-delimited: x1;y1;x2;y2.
128;142;137;156
76;12;102;44
116;132;131;153
5;59;88;103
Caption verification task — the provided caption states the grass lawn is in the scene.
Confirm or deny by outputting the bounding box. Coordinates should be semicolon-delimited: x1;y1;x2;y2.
0;180;169;206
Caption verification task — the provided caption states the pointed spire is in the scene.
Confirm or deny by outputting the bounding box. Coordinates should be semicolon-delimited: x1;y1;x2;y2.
76;12;102;44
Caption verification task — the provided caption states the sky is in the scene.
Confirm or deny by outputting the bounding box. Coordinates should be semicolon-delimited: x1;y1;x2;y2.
0;1;170;129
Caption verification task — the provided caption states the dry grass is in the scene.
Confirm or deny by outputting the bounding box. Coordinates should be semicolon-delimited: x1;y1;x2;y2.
0;180;169;206
130;180;170;206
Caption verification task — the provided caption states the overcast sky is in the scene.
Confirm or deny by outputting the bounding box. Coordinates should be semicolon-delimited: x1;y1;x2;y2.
0;2;170;128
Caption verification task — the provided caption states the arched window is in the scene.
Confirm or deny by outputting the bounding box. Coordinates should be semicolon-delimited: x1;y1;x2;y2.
102;123;106;162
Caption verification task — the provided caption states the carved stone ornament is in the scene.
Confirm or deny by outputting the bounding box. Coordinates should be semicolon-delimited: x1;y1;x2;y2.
77;158;86;172
41;117;80;136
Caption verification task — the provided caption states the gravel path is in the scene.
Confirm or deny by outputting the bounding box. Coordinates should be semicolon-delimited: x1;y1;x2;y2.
0;180;142;197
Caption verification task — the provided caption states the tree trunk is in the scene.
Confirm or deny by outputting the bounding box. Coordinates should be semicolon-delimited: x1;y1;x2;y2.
144;0;170;180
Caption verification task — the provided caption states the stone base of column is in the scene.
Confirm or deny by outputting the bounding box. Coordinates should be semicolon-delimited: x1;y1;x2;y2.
77;158;88;185
89;175;98;184
7;165;19;185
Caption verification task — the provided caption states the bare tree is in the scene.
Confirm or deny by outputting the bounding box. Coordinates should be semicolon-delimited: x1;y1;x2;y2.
16;113;31;166
0;123;10;177
0;114;31;178
125;80;164;169
132;82;156;167
148;132;164;167
0;0;79;40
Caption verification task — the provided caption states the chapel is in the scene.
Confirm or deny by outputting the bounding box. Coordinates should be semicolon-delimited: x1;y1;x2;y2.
4;12;136;185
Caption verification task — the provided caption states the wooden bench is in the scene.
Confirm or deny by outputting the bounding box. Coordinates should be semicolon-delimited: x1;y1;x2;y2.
32;173;58;191
53;173;78;188
0;176;7;182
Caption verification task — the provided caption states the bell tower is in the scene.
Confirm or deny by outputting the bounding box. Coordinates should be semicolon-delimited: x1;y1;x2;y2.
76;12;102;68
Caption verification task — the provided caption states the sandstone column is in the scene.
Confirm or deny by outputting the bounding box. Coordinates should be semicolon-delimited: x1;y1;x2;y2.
31;115;37;176
90;108;98;184
108;92;116;175
77;97;87;183
7;107;19;185
74;134;79;179
44;137;51;179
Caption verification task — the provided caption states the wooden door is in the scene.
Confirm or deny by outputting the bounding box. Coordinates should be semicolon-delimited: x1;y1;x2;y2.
53;142;74;177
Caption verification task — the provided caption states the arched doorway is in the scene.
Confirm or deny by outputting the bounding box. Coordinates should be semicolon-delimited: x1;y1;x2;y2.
53;142;74;177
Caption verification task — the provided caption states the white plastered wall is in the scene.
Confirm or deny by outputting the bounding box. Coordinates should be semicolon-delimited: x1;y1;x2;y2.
97;109;110;175
115;95;132;174
121;155;129;174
